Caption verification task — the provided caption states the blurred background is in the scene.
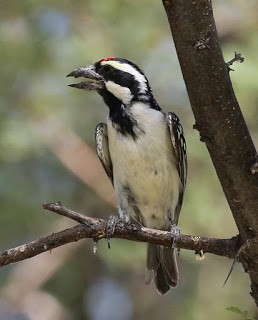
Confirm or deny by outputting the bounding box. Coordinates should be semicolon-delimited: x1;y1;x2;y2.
0;0;257;319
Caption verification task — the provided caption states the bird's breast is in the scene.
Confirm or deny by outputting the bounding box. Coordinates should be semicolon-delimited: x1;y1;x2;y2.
106;104;180;228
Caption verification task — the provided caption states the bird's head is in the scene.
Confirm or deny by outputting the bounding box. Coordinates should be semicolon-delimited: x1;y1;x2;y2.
67;57;159;109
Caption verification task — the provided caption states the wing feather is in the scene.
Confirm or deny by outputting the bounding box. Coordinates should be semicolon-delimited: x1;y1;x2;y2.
166;112;187;223
95;123;113;185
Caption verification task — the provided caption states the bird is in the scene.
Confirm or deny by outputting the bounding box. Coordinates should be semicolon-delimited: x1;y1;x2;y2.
67;57;187;294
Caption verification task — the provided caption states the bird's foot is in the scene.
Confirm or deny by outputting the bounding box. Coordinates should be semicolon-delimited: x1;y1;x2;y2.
169;220;180;249
106;214;118;249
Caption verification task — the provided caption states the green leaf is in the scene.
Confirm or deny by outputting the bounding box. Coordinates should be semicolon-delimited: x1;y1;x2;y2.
226;306;256;320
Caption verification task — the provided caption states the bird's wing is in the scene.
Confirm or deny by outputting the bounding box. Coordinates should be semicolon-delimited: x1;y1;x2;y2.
95;123;113;185
166;112;187;223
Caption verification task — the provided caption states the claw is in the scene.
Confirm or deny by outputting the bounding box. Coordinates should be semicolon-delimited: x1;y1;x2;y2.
171;225;180;249
106;214;118;249
170;221;180;249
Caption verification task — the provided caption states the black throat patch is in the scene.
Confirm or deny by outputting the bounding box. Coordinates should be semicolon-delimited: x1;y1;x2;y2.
99;89;143;139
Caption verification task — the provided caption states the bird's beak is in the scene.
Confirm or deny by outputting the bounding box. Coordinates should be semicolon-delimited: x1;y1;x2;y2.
66;65;104;91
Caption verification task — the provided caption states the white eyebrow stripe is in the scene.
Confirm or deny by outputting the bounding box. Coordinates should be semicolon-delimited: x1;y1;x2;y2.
101;60;148;94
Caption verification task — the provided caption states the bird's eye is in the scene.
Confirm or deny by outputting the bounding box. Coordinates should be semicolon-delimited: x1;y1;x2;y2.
102;65;111;73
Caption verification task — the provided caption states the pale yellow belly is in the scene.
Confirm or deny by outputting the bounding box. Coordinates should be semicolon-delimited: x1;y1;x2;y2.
107;119;180;229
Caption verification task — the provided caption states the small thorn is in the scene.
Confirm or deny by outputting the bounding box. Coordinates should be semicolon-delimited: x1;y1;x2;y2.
222;256;237;288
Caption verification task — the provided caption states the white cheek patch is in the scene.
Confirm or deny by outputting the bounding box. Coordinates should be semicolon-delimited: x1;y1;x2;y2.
102;60;148;94
106;80;133;105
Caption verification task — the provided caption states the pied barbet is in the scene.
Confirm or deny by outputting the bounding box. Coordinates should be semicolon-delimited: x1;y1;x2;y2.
67;57;187;294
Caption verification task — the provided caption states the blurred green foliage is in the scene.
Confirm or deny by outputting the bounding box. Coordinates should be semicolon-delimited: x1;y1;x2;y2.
0;1;257;319
227;306;256;320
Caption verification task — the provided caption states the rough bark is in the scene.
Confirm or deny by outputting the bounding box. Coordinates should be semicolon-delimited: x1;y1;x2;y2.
162;0;258;306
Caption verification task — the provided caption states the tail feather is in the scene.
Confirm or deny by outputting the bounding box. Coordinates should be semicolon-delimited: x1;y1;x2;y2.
146;244;179;294
155;263;170;295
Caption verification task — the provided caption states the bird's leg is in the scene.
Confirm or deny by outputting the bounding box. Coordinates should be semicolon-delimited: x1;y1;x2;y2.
106;214;118;249
106;210;130;249
168;217;180;249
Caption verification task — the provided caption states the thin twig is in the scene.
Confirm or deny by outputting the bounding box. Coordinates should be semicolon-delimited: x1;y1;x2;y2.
226;52;244;71
222;239;249;288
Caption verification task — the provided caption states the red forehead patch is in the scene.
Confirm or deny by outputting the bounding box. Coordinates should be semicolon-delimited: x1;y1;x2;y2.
99;56;116;62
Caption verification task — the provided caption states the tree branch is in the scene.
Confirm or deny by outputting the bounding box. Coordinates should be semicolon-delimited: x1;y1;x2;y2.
162;0;258;305
0;202;238;267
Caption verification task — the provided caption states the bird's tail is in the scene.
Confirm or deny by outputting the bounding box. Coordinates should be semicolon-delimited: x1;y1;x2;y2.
146;244;179;294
